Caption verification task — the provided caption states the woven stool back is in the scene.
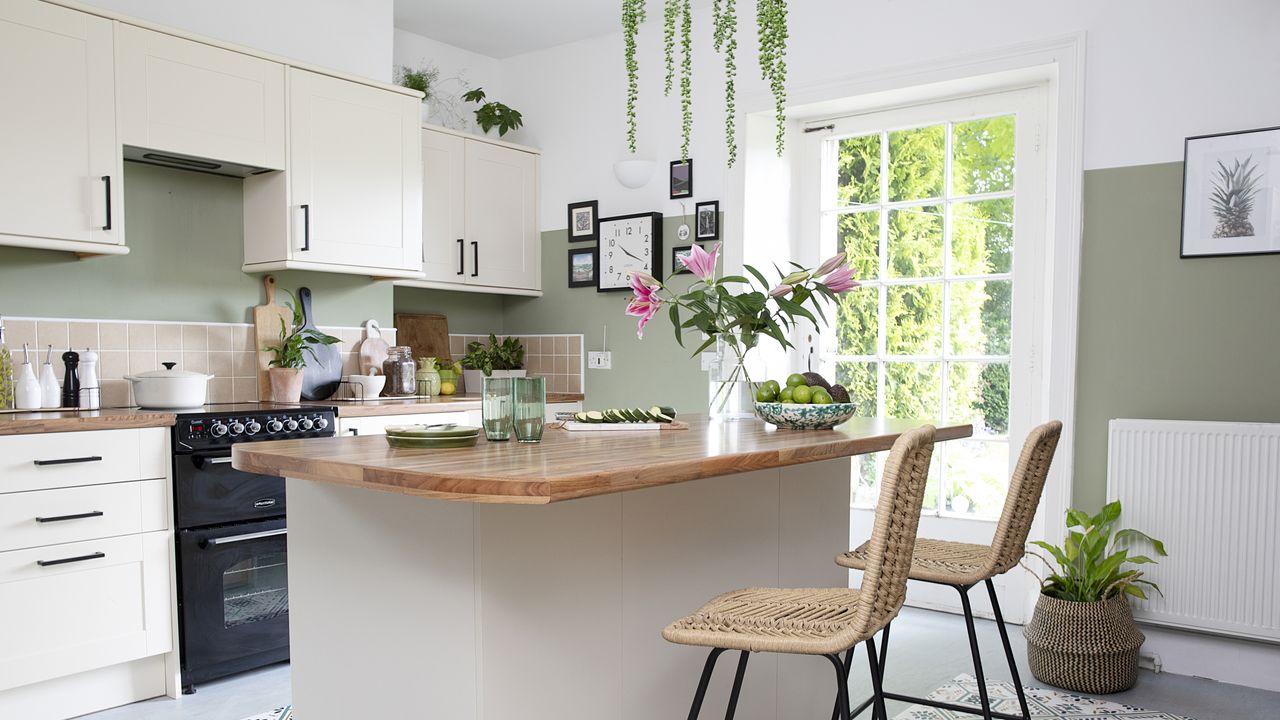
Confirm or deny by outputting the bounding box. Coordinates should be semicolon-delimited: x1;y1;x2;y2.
986;420;1063;576
851;425;937;638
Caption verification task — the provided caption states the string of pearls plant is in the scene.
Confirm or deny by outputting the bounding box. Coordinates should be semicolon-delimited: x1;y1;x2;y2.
756;0;789;157
712;0;738;166
622;0;646;154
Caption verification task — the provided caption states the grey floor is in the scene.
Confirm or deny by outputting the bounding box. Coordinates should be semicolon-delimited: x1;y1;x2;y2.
78;607;1277;719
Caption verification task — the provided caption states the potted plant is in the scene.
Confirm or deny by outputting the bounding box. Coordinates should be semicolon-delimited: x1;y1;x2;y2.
262;293;340;403
1024;501;1167;694
460;334;525;394
461;88;523;137
394;63;440;123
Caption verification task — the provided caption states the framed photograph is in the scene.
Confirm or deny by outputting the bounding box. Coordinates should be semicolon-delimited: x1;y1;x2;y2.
670;159;693;199
567;247;597;288
1181;126;1280;258
671;244;698;275
567;200;599;242
695;200;720;241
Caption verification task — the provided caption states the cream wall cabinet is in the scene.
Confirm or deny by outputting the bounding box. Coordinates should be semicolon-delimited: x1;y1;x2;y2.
115;24;286;171
0;0;125;256
399;127;541;296
244;68;423;277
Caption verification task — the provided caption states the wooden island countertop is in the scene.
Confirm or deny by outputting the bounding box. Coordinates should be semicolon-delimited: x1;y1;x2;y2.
233;416;971;504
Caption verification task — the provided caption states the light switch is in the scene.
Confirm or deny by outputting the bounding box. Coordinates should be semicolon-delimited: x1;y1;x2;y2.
588;351;612;370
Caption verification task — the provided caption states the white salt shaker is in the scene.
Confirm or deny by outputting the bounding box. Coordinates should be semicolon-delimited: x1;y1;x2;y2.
78;348;100;410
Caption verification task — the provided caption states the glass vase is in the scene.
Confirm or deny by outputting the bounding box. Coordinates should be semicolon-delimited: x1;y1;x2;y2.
708;337;756;420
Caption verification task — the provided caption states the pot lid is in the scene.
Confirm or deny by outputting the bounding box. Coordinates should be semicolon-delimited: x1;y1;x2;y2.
130;361;212;380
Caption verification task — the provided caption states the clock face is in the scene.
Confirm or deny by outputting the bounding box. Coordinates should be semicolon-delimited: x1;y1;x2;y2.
597;212;663;291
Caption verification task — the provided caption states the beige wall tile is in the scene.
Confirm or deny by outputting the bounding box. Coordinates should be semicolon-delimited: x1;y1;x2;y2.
68;322;99;351
568;335;583;356
98;350;129;380
156;323;183;351
554;336;569;355
207;325;233;351
553;355;568;375
208;351;235;378
129;351;157;374
234;351;258;378
383;328;396;345
128;323;156;351
99;322;128;350
568;375;582;393
182;352;209;374
449;336;463;356
101;379;130;408
208;378;234;404
37;321;68;351
5;319;37;352
233;378;258;403
182;324;207;351
524;336;542;354
342;353;359;375
233;325;254;351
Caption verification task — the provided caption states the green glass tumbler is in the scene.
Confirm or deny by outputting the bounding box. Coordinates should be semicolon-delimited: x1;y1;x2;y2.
512;377;546;443
481;377;514;441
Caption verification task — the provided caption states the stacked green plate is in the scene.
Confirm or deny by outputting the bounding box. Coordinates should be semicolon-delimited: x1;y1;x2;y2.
384;423;481;449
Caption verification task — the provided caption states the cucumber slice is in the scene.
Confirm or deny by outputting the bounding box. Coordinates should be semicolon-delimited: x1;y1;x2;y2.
653;412;674;423
648;406;665;420
585;411;605;423
632;408;649;422
574;412;589;422
605;410;623;423
658;406;677;418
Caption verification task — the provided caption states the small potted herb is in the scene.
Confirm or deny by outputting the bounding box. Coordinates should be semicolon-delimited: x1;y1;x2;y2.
1024;501;1167;694
461;88;523;137
262;292;340;403
460;334;525;394
394;63;440;122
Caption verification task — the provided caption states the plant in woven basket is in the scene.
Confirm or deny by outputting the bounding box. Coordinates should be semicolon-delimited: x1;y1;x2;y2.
1026;500;1167;602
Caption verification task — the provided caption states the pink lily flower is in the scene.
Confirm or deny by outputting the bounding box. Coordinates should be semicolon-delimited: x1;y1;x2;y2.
680;242;720;281
626;271;663;338
769;283;793;297
821;264;860;293
815;252;847;277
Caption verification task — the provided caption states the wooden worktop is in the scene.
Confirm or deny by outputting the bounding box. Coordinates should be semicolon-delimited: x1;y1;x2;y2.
233;416;971;504
0;408;177;436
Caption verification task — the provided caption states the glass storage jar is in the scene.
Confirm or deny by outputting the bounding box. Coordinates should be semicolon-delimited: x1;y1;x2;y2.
383;346;417;396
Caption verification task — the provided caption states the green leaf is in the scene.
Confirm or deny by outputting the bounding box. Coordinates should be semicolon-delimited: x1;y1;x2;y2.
1094;501;1122;528
1067;509;1091;529
1123;584;1148;600
744;264;771;290
669;304;683;347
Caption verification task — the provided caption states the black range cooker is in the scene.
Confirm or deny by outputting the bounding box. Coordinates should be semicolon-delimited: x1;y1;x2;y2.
171;403;336;693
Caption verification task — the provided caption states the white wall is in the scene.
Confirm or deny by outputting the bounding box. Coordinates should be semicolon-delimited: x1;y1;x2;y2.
499;0;1280;229
76;0;395;81
393;28;506;134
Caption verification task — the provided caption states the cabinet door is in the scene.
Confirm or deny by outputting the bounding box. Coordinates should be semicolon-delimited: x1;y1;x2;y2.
339;411;479;437
288;69;422;273
420;129;467;283
0;1;121;247
116;24;286;170
464;142;539;290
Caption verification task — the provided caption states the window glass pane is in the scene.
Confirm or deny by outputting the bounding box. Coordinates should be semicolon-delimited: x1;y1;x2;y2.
851;452;881;507
947;362;1010;435
887;206;943;278
951;197;1013;275
889;125;945;201
886;284;942;355
944;439;1009;517
834;361;877;415
949;279;1011;356
837;210;880;281
837;134;881;207
922;451;943;513
885;361;941;419
952;115;1015;196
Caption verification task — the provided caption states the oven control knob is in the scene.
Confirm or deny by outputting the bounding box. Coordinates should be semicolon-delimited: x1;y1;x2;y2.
284;419;298;432
229;422;245;436
299;418;314;431
245;421;261;436
314;417;329;431
210;421;228;437
267;420;283;434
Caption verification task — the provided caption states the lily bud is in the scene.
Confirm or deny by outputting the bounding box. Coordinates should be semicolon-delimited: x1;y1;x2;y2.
781;270;810;285
768;284;793;297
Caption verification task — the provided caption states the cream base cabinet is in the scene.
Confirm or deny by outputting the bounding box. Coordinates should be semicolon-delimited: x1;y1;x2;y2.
0;0;124;255
401;127;541;296
244;68;423;277
115;24;286;171
338;410;481;437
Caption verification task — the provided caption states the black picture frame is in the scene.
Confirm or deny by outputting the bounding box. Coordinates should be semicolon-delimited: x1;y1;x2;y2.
670;159;693;199
596;211;664;292
567;200;599;243
694;200;720;241
671;244;697;275
1180;125;1280;259
567;247;597;287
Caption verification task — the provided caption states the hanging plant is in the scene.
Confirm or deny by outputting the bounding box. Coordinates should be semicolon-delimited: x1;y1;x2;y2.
713;0;738;166
622;0;646;154
679;0;693;160
663;0;679;96
757;0;789;157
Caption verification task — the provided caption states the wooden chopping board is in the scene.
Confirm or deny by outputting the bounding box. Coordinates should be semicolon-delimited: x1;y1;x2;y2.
394;313;451;361
253;275;292;400
355;319;390;375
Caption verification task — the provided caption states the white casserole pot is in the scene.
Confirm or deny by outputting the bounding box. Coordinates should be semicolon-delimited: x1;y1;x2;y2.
124;362;214;409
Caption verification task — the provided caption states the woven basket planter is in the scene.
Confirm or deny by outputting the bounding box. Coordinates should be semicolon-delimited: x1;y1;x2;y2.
1024;593;1145;694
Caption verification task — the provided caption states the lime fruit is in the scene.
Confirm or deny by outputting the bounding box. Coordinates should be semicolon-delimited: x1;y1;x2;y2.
811;388;833;405
762;379;781;395
778;386;794;403
791;385;813;404
755;385;777;403
786;373;807;388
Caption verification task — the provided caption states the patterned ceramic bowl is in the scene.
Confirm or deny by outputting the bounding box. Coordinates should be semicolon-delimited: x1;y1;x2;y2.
753;402;858;430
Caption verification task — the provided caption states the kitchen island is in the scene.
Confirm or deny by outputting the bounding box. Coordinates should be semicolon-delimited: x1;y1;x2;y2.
234;417;971;720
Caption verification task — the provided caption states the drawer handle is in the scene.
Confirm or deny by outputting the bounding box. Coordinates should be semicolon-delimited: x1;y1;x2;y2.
206;457;234;465
36;510;104;523
37;552;106;567
33;456;103;467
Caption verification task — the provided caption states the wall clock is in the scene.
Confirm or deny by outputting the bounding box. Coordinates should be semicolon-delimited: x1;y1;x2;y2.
597;211;663;292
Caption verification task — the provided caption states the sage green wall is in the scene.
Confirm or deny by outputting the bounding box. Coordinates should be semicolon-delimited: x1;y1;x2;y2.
393;286;506;335
502;221;706;414
1073;162;1280;510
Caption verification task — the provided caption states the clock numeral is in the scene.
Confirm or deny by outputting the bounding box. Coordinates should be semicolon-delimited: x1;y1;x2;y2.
626;226;633;235
609;239;616;247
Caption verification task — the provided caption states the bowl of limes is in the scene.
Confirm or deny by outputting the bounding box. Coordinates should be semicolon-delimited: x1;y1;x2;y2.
753;372;857;430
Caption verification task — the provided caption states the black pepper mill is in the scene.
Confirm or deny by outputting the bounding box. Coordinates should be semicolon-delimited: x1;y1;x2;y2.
61;350;80;408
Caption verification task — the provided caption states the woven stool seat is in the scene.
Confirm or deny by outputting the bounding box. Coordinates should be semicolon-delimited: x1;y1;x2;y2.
663;587;875;655
838;538;997;585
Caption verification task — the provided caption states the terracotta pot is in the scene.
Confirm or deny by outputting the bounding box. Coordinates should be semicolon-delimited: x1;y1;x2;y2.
1024;592;1145;694
268;367;304;403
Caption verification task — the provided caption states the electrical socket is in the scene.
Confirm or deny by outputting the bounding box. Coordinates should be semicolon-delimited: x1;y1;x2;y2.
588;351;612;370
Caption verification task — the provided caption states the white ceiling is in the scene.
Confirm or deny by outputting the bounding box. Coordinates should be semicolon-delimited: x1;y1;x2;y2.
393;0;711;59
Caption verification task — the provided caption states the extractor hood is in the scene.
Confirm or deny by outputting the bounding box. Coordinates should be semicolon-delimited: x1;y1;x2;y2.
123;146;275;178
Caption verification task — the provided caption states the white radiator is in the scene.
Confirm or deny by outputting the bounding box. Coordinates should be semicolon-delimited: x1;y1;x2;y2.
1107;419;1280;643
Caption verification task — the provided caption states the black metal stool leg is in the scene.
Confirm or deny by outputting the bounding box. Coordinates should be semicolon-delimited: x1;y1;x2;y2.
986;579;1030;720
958;586;994;720
831;645;857;720
724;651;750;720
687;648;727;720
865;636;888;720
826;653;853;720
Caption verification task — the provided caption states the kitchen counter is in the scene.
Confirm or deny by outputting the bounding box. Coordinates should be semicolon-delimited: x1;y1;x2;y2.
0;408;177;436
303;392;584;418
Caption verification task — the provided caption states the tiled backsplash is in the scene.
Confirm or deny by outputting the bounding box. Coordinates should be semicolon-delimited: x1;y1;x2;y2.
449;334;584;394
2;318;394;408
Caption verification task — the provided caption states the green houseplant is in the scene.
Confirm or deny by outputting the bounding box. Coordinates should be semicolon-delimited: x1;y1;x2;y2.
262;291;340;403
461;88;523;137
460;334;526;394
1023;501;1168;693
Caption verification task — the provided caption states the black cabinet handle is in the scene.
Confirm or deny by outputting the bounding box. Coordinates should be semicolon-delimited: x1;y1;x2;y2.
101;175;112;231
300;204;311;251
348;428;359;436
37;552;106;567
33;456;103;467
471;241;479;277
457;238;465;275
36;510;104;523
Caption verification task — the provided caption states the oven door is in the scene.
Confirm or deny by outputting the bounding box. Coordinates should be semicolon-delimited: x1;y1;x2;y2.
174;450;286;529
178;517;289;685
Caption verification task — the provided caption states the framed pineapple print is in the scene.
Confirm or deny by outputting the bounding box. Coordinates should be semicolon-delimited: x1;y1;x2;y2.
1181;126;1280;258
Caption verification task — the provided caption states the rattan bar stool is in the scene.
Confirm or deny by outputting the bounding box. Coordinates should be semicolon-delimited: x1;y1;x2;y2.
662;425;937;720
836;420;1063;720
